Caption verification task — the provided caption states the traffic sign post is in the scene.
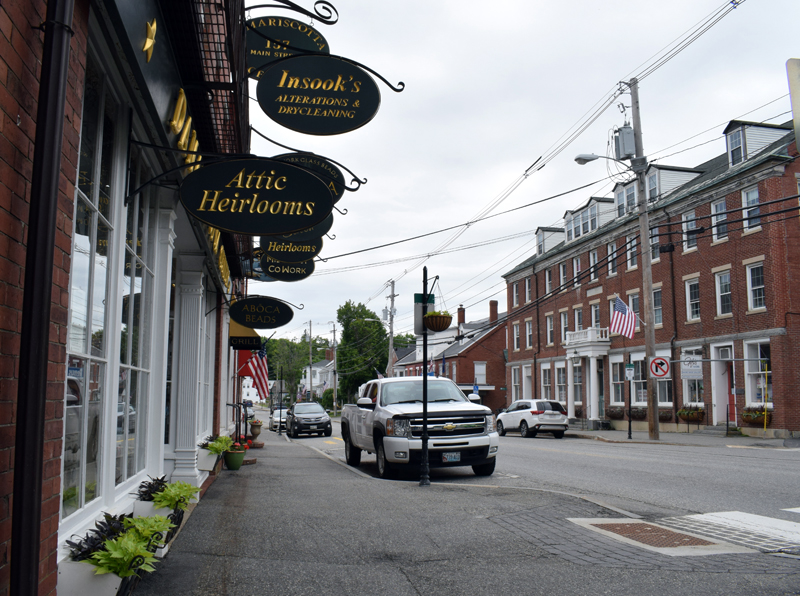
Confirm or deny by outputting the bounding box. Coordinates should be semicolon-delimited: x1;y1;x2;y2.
649;357;670;378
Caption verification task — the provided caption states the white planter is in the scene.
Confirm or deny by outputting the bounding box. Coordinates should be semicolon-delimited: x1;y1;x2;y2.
57;559;122;596
132;500;173;518
197;448;219;471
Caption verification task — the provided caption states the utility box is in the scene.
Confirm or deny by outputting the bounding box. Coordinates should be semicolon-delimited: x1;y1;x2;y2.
614;125;636;160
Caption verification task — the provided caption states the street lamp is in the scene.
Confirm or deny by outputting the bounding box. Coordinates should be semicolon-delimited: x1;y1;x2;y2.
574;78;659;440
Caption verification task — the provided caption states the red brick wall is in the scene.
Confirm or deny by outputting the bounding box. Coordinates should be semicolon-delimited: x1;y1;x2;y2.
505;154;800;432
453;324;506;414
0;0;88;593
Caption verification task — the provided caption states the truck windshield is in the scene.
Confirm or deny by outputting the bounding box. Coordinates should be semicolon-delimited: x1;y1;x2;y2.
381;380;467;406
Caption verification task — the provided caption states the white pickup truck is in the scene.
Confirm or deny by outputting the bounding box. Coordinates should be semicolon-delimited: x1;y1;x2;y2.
340;376;499;478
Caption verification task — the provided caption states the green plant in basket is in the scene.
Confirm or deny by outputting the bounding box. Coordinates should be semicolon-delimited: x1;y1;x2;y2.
424;310;450;317
205;435;233;455
87;531;158;577
152;481;200;512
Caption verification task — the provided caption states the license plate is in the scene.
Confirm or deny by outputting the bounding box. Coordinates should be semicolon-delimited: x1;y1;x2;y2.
310;425;317;430
442;452;460;463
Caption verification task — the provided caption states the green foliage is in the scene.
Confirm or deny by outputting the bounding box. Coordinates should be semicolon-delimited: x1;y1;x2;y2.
205;435;233;455
337;301;388;399
424;310;451;317
87;532;158;577
151;481;200;512
123;515;175;542
392;333;416;350
265;336;326;397
320;388;334;410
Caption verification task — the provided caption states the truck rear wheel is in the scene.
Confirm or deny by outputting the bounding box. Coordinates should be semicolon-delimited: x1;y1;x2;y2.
472;458;496;476
343;428;361;466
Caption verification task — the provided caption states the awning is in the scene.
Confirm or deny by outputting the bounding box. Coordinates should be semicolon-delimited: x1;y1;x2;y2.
230;319;261;351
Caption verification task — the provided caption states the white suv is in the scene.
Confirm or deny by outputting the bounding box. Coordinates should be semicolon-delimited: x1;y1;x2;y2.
496;400;568;439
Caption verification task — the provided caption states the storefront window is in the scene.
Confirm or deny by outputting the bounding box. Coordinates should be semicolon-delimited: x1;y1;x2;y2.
64;53;116;518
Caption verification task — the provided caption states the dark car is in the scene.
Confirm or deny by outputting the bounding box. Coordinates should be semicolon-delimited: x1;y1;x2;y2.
286;402;332;438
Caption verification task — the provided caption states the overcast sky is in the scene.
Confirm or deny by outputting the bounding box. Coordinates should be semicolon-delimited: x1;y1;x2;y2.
245;0;798;346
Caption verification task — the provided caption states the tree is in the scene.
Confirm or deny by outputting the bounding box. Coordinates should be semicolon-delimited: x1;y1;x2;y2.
392;333;416;350
336;301;388;400
263;334;328;403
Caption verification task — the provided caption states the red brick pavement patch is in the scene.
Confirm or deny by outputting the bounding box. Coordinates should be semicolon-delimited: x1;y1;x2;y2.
592;523;715;548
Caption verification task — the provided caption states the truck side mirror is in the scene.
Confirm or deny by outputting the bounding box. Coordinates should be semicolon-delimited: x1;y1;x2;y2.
467;393;481;403
356;397;376;410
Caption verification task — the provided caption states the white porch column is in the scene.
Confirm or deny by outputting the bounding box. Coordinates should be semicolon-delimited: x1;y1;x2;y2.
589;356;600;420
567;359;575;418
146;210;176;474
171;255;206;485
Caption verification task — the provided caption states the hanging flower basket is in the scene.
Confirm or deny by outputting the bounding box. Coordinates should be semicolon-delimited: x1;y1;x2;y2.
658;408;673;422
423;312;452;332
606;406;625;420
741;406;772;426
677;408;705;423
629;407;648;421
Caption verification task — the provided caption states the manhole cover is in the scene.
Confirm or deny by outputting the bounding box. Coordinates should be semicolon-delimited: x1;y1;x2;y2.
592;523;715;548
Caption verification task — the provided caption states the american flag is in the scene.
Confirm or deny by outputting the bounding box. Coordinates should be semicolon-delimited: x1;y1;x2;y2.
244;348;270;400
610;296;636;339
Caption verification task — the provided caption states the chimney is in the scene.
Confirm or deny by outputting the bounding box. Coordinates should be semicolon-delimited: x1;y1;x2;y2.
489;300;498;323
458;304;465;326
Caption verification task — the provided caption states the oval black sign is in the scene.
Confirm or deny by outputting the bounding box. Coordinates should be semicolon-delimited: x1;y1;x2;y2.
246;17;330;80
256;54;381;136
261;213;333;244
180;158;334;235
260;257;315;282
260;238;323;263
229;296;294;329
273;153;345;204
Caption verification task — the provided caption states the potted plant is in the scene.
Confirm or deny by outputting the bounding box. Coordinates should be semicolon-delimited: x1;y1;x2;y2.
224;441;250;471
133;477;199;519
658;408;673;422
606;406;625;420
60;512;167;596
741;404;772;426
629;406;648;421
423;310;452;332
677;405;705;423
197;436;221;471
249;419;263;441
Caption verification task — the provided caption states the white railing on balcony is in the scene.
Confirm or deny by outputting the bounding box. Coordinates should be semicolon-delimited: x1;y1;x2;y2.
566;327;610;345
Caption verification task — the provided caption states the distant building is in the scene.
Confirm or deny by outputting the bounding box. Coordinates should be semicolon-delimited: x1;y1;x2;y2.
504;120;799;437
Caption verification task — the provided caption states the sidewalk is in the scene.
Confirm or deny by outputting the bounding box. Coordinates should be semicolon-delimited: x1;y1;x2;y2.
564;428;797;448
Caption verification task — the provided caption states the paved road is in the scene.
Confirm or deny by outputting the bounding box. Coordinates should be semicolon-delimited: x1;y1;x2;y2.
134;423;800;596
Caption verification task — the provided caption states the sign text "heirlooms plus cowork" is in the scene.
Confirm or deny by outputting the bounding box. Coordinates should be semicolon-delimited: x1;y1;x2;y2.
256;54;381;136
180;158;334;235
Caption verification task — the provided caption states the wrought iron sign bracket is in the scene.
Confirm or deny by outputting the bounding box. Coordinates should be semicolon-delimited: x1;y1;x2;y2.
247;1;339;25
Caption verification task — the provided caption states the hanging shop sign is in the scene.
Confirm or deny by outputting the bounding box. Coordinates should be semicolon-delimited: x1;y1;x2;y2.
260;238;323;263
229;319;262;350
261;213;333;244
229;296;294;329
260;256;315;282
246;17;330;80
180;158;334;235
273;153;345;204
256;54;381;135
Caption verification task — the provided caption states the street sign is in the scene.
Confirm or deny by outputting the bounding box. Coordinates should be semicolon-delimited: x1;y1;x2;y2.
625;364;635;381
649;357;670;378
473;384;479;393
680;355;703;380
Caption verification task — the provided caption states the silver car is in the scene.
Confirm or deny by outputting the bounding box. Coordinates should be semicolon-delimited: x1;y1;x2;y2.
270;407;287;431
496;400;568;438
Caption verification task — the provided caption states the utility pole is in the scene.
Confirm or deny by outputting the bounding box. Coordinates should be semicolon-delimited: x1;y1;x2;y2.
330;322;338;415
628;77;659;440
308;320;313;401
386;280;397;377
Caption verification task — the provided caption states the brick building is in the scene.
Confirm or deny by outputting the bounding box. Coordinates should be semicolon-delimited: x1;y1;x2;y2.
396;301;507;412
0;1;250;593
503;120;800;438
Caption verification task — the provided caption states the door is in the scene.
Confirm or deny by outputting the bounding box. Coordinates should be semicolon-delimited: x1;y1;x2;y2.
712;346;733;425
355;382;378;449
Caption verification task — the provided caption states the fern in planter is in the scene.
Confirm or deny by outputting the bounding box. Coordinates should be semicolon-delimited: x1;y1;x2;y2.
87;532;158;577
152;481;200;512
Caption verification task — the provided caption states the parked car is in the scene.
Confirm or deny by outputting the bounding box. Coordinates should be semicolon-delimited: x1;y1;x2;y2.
496;400;568;438
270;406;287;431
286;402;332;437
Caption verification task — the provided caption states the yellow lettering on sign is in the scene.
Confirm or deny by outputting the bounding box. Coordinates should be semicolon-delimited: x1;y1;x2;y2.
170;89;187;134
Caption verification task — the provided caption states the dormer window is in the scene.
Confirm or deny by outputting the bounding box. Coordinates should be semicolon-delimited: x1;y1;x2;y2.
565;204;599;242
626;186;636;212
648;173;657;200
616;190;624;216
729;129;743;165
537;230;545;254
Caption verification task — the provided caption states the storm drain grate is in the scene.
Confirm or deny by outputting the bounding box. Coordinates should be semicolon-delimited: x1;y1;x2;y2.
591;523;715;548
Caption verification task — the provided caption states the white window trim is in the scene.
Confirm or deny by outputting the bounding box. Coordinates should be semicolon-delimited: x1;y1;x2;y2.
711;199;728;242
589;250;599;281
746;262;766;312
715;270;733;317
682;211;698;252
742;187;761;233
685;278;701;321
